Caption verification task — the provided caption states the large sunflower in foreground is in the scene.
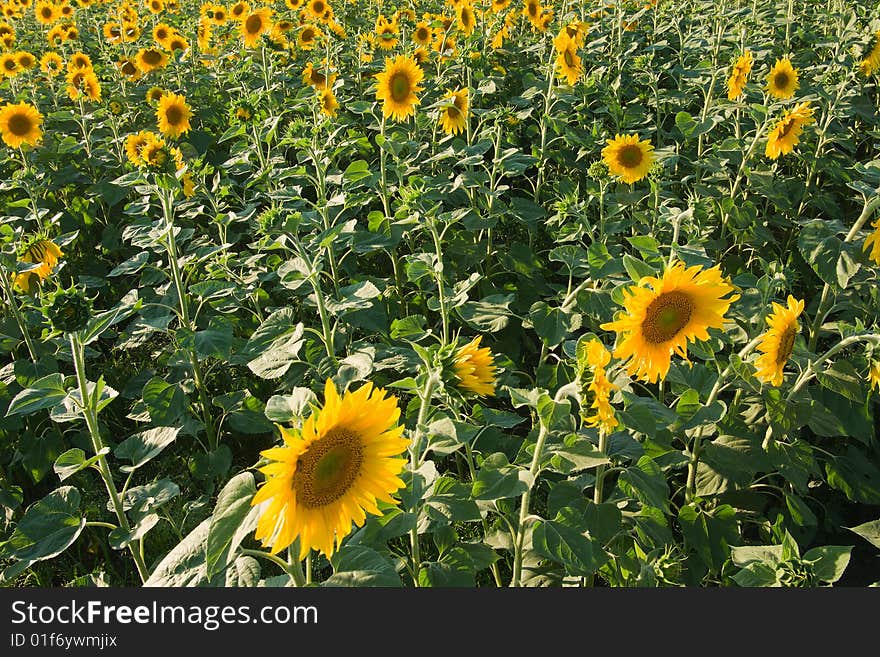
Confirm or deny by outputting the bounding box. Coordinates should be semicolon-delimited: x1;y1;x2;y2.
766;57;799;99
765;101;813;159
601;261;740;383
156;92;192;138
452;335;498;396
753;296;804;387
438;87;468;136
602;134;654;184
251;379;409;559
0;101;43;148
374;54;424;122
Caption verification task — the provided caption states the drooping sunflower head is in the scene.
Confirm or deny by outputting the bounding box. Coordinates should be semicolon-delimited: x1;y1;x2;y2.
438;87;468;136
146;85;165;105
252;379;408;559
602;133;654;184
125;130;154;166
0;101;43;148
766;57;799;99
374;54;424;122
451;335;498;396
601;260;740;384
140;133;171;169
457;2;476;35
302;61;335;89
66;69;101;102
753;296;804;387
156;91;193;138
13;235;63;294
229;0;249;19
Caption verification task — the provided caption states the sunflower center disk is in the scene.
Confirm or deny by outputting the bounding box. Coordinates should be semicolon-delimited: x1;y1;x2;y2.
617;144;644;169
293;428;365;509
143;51;161;65
563;49;575;67
642;291;693;343
774;73;789;89
245;15;262;34
8;113;33;137
165;105;183;126
389;73;411;103
776;325;797;365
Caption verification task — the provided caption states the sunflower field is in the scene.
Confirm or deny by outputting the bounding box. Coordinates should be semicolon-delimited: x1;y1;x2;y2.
0;0;879;590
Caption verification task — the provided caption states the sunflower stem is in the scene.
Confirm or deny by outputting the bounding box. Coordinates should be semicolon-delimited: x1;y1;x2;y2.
510;420;550;588
428;217;449;345
69;333;149;583
463;443;503;587
241;548;305;585
409;371;438;586
593;430;610;505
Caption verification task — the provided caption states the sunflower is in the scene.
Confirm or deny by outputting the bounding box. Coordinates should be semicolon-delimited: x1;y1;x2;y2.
317;87;338;117
251;378;408;559
602;134;654;184
34;0;57;24
40;51;63;77
438;87;468;136
153;22;173;47
240;7;272;48
457;2;476;35
375;54;424;122
491;0;511;12
554;32;582;85
297;23;320;50
522;0;541;27
863;218;880;266
229;0;248;20
156;92;192;138
601;260;740;383
727;50;752;100
0;102;43;148
140;133;169;168
413;47;429;65
869;360;880;393
765;101;814;160
146;85;165;104
861;31;880;76
13;238;63;294
412;20;431;46
284;0;302;9
306;0;326;20
0;53;18;77
103;21;122;43
66;70;101;102
125;130;153;166
122;21;141;43
374;14;398;50
117;57;141;81
67;51;92;73
753;296;804;387
146;0;163;13
452;335;497;396
16;51;36;70
135;47;169;73
168;35;189;52
302;61;335;89
766;57;799;99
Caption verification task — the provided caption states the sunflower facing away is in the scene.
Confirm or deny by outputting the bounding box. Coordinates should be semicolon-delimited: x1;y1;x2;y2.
601;260;740;383
0;101;43;148
765;101;814;159
13;238;63;293
602;134;654;184
766;57;799;99
753;296;804;387
375;54;424;122
438;87;468;136
251;379;409;559
452;335;498;396
156;92;193;138
727;50;752;100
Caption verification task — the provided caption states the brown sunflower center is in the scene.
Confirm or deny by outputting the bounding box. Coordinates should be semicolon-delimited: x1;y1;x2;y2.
164;103;184;126
312;0;324;13
156;28;168;39
245;14;263;35
293;428;364;509
415;27;429;41
7;112;34;137
3;59;16;71
41;7;52;18
301;28;315;42
642;290;693;343
778;118;796;138
563;48;576;67
776;324;796;365
616;144;644;169
527;1;538;17
142;49;162;65
774;72;789;89
389;71;412;103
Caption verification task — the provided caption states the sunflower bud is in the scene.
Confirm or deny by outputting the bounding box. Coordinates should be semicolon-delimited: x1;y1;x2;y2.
44;285;92;333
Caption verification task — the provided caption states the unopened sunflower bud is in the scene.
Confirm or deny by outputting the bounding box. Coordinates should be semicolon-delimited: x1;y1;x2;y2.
45;285;92;333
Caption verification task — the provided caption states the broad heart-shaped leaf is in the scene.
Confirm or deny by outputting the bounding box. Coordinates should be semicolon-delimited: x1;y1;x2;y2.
846;518;880;549
802;545;852;584
206;472;257;578
797;220;860;289
325;545;402;587
532;519;601;576
145;518;222;587
529;301;580;348
815;360;865;404
678;503;739;574
825;446;880;504
617;456;671;513
264;388;317;422
114;426;181;472
547;435;610;474
53;447;110;482
5;486;85;562
423;476;481;526
731;562;781;587
79;290;141;346
471;453;532;501
108;513;160;550
247;329;305;379
6;373;68;416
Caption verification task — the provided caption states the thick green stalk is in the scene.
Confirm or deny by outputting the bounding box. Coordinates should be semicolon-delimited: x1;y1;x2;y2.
409;372;438;586
0;271;38;362
510;420;550;588
428;219;449;345
70;334;149;582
